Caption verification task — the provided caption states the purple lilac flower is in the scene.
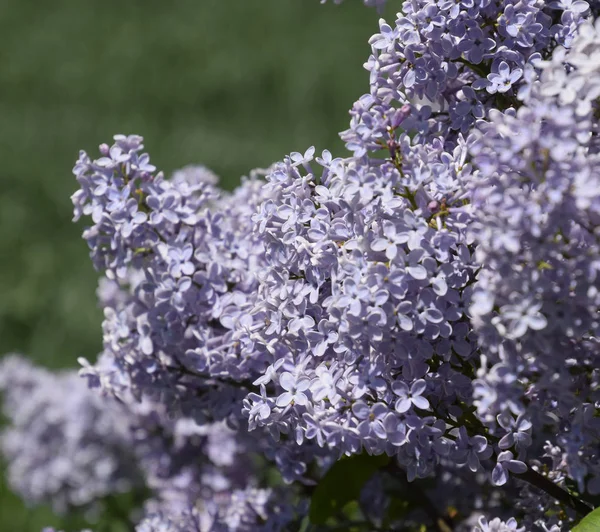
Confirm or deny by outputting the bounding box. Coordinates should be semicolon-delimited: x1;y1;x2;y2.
486;61;523;94
392;379;430;413
492;451;528;486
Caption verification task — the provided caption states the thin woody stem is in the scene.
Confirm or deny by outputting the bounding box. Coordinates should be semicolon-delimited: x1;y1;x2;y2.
439;406;594;516
514;467;593;516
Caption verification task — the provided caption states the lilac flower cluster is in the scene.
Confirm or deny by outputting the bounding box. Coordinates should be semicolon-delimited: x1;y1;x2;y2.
465;15;600;528
342;0;592;157
72;146;273;416
241;141;482;483
2;0;600;530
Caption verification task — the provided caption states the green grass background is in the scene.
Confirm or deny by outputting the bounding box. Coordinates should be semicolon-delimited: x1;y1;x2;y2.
0;0;381;529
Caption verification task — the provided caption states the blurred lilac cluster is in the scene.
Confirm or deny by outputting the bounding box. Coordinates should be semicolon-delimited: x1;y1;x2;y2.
0;355;301;531
2;0;600;530
0;355;137;513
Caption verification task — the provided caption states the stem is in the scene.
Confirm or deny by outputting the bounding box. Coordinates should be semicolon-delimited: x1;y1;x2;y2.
165;361;255;390
441;407;594;516
514;467;593;516
402;186;418;211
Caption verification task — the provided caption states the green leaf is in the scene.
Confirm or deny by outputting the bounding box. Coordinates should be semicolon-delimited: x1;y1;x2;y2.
573;506;600;531
309;453;390;525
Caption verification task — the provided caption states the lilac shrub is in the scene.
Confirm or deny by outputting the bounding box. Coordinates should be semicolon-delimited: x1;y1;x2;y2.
2;0;600;530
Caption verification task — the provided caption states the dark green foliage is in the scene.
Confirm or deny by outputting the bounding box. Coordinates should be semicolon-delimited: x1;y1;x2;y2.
309;453;390;525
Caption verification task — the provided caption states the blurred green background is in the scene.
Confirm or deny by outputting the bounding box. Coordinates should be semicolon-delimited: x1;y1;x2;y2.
0;0;380;529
